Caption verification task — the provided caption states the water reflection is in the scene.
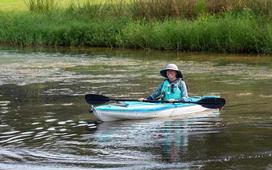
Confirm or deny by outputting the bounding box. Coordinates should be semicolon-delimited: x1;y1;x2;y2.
0;108;223;169
91;110;222;164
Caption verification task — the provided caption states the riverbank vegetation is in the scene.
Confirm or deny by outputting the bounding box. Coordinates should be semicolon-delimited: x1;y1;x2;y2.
0;0;272;53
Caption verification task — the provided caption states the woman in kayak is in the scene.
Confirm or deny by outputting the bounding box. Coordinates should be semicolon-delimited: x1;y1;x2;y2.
140;64;188;102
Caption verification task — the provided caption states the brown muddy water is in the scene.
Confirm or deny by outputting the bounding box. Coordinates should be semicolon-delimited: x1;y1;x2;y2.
0;48;271;170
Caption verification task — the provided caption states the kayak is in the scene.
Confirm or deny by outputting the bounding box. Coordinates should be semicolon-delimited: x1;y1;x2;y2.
90;96;223;122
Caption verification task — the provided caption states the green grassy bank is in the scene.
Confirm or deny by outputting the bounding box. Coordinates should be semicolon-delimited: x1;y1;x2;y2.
0;0;272;53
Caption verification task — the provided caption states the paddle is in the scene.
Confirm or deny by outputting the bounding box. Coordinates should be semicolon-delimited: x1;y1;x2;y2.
85;94;225;109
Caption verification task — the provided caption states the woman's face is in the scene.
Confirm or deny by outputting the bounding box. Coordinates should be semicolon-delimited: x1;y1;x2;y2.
166;70;177;81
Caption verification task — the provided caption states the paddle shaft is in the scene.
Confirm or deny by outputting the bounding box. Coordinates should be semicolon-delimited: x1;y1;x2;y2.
85;94;225;108
108;98;213;104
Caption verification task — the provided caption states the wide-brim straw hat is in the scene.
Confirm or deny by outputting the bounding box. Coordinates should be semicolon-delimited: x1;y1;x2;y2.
160;64;183;78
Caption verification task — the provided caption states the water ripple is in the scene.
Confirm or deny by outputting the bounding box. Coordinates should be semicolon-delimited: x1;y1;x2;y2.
0;148;271;170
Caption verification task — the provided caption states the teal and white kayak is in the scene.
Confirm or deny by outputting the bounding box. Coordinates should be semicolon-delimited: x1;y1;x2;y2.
91;96;223;122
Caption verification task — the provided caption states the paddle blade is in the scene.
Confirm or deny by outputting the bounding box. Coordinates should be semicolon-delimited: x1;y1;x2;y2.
85;94;110;105
197;97;226;109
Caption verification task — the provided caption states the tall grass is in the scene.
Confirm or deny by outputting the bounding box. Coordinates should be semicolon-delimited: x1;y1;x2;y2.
130;0;272;19
1;0;272;53
24;0;57;12
66;0;129;18
22;0;272;19
121;12;268;53
0;11;271;53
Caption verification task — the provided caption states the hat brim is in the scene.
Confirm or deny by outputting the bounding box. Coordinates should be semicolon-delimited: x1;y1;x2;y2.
160;69;183;79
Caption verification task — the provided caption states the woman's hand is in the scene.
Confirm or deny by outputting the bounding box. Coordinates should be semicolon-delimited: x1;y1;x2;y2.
138;98;146;102
167;99;176;103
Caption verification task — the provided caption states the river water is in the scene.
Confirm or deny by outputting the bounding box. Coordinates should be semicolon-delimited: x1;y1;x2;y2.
0;48;271;170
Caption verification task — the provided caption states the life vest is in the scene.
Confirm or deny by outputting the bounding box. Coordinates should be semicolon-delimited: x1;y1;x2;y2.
161;79;182;100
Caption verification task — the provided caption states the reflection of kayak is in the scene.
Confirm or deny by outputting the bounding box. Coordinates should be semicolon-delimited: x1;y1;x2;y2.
91;96;223;122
